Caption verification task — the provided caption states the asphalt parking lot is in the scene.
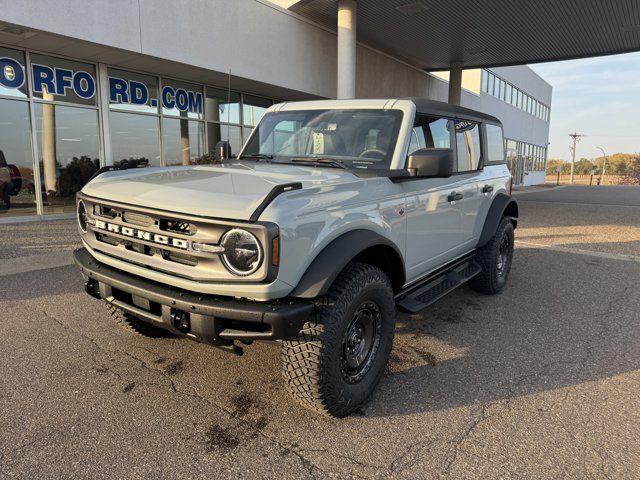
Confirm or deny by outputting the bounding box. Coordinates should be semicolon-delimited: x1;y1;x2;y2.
1;185;639;479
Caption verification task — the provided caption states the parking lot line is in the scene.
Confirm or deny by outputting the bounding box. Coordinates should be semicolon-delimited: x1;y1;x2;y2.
516;240;640;263
518;199;640;209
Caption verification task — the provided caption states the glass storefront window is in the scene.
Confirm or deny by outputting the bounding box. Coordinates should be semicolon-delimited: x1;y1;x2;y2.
34;103;100;214
110;111;161;167
108;68;159;114
30;54;97;107
162;118;205;166
242;95;272;127
207;123;242;158
205;87;241;124
0;47;28;99
162;79;203;120
0;98;36;217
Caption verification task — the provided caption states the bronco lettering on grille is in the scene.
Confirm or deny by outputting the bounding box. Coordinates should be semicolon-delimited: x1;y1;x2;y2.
94;220;189;249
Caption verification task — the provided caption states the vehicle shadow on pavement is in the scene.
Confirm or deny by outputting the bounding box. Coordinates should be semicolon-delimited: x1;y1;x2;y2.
1;264;83;302
365;246;640;417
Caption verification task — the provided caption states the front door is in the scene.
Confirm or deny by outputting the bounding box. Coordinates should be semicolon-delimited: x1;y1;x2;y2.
402;116;465;283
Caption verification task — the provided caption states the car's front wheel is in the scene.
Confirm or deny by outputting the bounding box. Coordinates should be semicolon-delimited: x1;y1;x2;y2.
282;262;396;417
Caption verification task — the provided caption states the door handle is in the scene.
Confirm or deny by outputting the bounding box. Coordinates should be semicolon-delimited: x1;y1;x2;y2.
482;184;494;194
448;191;464;202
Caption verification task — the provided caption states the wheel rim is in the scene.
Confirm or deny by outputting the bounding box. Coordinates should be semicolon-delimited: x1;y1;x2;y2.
341;300;382;383
496;232;510;278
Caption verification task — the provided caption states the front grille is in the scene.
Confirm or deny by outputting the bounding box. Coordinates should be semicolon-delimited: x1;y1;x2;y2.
79;195;273;283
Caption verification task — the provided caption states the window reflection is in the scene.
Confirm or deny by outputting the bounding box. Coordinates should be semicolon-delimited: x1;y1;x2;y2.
162;79;203;120
205;87;241;124
207;123;242;158
108;68;159;114
0;99;36;217
30;54;97;107
242;95;272;127
110;112;161;166
0;47;28;99
454;121;481;172
34;103;100;214
163;118;205;166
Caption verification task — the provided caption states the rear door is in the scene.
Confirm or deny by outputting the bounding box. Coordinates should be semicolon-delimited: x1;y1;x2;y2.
449;119;486;249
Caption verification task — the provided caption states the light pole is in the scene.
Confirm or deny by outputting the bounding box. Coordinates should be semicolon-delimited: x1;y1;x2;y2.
596;146;607;185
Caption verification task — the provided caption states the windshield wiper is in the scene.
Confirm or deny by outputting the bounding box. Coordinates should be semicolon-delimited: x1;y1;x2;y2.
238;153;274;162
290;157;347;169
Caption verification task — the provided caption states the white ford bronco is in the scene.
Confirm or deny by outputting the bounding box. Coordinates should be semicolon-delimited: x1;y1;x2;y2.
75;98;518;417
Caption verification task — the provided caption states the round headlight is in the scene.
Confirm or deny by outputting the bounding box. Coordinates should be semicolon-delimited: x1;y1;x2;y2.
77;200;88;233
220;229;263;276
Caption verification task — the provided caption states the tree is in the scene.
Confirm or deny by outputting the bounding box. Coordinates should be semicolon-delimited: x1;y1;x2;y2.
622;156;640;185
574;158;594;175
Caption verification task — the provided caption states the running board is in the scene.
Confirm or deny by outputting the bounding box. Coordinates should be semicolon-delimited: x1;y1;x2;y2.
395;259;482;314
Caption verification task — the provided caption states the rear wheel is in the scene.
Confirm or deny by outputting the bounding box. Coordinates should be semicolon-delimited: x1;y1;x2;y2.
470;216;515;294
282;262;396;417
105;302;173;338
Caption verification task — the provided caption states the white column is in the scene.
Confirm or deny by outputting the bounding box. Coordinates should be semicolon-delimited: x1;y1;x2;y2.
337;0;357;99
448;63;463;106
41;90;57;194
97;63;113;166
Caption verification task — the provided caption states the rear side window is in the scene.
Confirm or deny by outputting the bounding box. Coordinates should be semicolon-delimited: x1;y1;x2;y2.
485;124;506;164
454;120;481;172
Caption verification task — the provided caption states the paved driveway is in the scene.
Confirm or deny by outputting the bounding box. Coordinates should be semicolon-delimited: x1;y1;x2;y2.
1;186;639;479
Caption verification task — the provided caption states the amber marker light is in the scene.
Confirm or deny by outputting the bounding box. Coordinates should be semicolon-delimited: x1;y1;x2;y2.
272;236;280;266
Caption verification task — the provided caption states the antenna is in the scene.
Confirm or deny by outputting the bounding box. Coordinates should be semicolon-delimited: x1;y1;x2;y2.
227;69;231;158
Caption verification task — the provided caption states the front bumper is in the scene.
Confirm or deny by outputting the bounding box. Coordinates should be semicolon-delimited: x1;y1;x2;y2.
74;248;314;345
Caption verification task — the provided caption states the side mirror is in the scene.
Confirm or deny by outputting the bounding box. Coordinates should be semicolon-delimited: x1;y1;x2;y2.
406;148;454;178
215;141;232;161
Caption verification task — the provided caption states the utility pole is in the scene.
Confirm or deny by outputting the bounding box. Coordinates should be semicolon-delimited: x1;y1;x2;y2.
569;133;583;185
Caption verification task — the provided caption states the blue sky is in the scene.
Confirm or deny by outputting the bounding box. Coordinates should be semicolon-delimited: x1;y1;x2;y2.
529;52;640;161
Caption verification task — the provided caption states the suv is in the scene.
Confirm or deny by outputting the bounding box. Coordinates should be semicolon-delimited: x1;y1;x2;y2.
74;98;517;417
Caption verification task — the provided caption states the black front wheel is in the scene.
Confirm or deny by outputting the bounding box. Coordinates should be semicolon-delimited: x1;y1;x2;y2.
282;262;396;417
470;216;515;295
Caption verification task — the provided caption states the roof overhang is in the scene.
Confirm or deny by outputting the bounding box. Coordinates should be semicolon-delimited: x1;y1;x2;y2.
287;0;640;70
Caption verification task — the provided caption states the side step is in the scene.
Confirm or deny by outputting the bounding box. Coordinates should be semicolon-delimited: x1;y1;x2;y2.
396;259;482;314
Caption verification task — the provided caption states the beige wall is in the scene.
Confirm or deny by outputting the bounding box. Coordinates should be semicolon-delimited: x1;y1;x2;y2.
431;70;483;95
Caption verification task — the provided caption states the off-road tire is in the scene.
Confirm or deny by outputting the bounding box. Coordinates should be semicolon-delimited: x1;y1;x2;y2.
105;301;173;338
469;216;515;295
282;262;396;417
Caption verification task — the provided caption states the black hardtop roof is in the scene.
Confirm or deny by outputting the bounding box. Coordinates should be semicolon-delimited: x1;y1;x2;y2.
403;98;502;125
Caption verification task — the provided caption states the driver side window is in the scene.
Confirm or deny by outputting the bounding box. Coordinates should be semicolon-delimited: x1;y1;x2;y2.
408;116;452;156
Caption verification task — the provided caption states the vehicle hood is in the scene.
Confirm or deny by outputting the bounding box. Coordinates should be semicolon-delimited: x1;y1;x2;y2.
81;161;361;220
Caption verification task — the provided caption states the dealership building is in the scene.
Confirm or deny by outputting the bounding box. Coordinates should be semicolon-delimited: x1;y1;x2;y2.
0;0;554;222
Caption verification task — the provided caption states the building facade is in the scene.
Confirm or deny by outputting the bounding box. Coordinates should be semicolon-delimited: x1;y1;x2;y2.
0;0;551;222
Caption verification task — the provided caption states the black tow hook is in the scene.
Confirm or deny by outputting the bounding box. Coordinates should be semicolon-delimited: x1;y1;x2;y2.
170;311;191;333
84;279;101;299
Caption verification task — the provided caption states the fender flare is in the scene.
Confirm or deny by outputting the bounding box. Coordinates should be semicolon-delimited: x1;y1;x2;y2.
289;229;404;299
477;193;519;248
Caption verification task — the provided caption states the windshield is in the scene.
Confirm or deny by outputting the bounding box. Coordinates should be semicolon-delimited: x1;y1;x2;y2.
241;109;403;170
